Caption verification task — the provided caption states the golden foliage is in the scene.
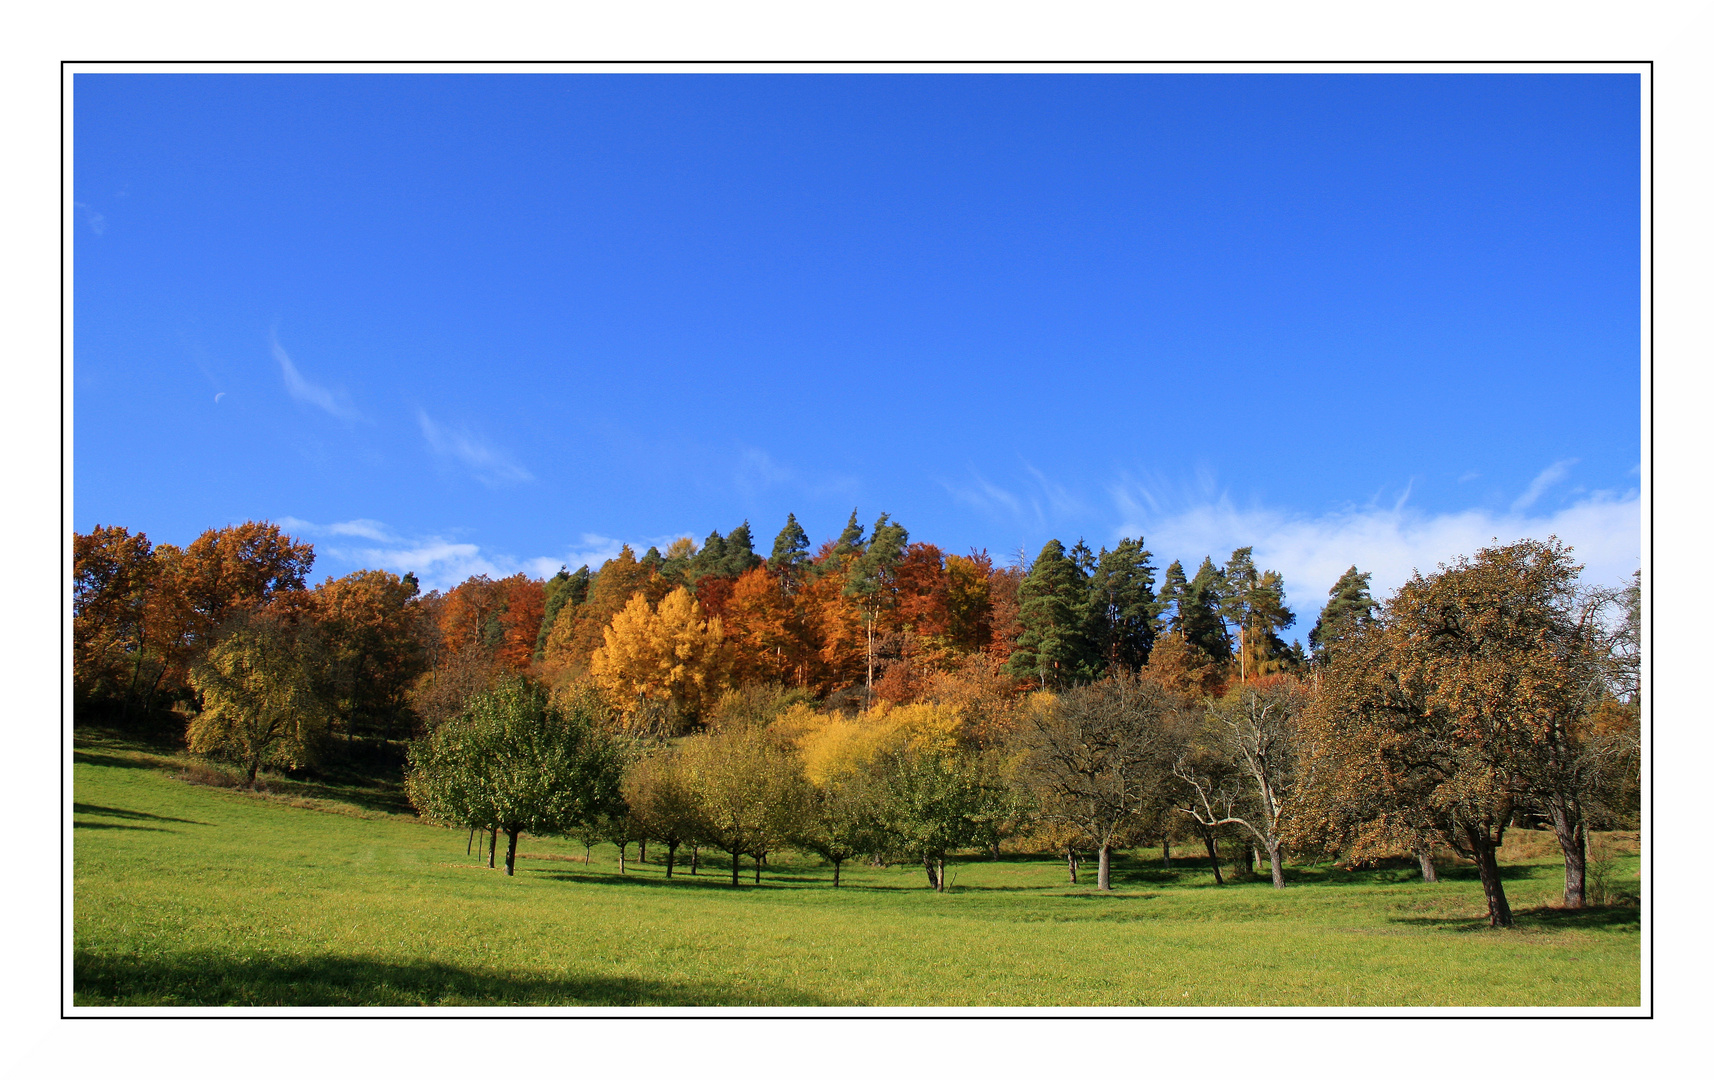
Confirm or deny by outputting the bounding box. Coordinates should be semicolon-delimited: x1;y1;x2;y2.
589;586;730;723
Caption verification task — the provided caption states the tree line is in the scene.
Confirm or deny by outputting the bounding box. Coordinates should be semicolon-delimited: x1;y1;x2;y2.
73;515;1640;925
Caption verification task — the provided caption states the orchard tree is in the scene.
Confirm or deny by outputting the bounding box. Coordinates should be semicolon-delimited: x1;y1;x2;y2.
187;609;335;787
1015;672;1187;890
1173;678;1306;888
404;677;625;875
869;743;1001;891
678;723;806;886
1297;540;1611;925
624;748;704;878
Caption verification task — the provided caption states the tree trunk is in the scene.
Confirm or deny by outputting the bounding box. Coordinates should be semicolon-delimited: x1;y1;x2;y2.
618;842;627;874
638;838;646;863
504;828;519;876
937;858;946;892
691;844;699;875
755;855;762;885
1162;837;1171;868
467;828;474;856
923;853;941;890
1548;801;1587;909
1266;840;1285;889
1097;844;1112;891
1066;848;1078;885
1415;838;1439;884
1200;825;1224;885
665;839;679;879
730;846;740;886
488;827;497;868
1466;825;1514;928
246;751;261;789
833;859;842;888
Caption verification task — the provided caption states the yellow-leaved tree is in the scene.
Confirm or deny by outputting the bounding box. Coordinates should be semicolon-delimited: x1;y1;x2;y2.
590;586;730;728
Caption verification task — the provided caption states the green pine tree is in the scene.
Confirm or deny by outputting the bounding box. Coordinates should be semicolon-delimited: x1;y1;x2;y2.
768;513;811;576
1006;539;1096;688
1308;565;1376;661
832;510;866;558
1086;537;1159;671
1183;557;1231;662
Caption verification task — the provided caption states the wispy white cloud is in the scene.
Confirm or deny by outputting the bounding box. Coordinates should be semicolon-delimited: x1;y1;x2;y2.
1511;458;1579;512
416;409;534;488
74;201;106;236
1110;481;1640;631
941;462;1089;531
731;445;859;506
941;471;1028;522
280;518;691;592
272;334;363;422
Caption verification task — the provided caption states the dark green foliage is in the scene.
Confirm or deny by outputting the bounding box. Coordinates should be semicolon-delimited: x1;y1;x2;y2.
1182;558;1231;662
1085;538;1159;671
1308;565;1377;661
831;510;866;558
844;514;908;604
404;677;625;874
768;513;811;576
1158;560;1189;636
1007;539;1096;687
718;521;762;577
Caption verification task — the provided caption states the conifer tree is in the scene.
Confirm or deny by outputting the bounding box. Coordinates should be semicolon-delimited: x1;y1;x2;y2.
768;513;811;579
718;521;762;577
1183;558;1232;662
832;510;866;557
1158;560;1189;637
1308;565;1377;662
1007;539;1096;688
1085;538;1159;672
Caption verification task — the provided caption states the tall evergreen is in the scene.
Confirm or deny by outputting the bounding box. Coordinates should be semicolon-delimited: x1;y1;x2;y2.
1158;560;1189;636
1085;537;1159;671
719;521;762;577
1006;539;1096;688
1183;557;1231;662
832;510;866;558
686;530;729;582
768;513;811;576
1308;565;1377;661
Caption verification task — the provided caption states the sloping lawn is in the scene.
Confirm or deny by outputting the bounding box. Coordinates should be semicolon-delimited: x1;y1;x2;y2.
72;734;1641;1007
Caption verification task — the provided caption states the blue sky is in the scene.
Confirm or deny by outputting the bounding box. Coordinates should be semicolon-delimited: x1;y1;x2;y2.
73;73;1642;629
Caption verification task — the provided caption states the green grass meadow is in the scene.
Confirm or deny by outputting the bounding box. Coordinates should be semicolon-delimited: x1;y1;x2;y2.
72;731;1641;1008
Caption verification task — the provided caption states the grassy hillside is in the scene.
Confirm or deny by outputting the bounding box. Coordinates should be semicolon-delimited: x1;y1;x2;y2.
72;732;1641;1008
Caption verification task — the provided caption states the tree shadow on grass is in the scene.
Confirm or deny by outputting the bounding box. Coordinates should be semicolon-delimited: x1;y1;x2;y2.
74;802;210;826
73;948;829;1007
73;822;170;832
72;750;160;771
1388;903;1641;933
